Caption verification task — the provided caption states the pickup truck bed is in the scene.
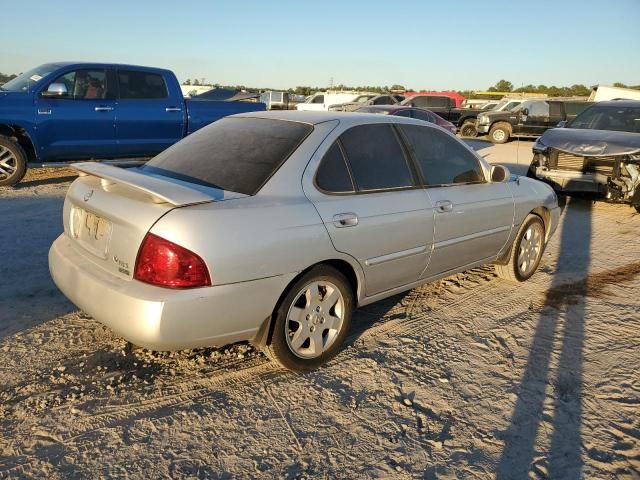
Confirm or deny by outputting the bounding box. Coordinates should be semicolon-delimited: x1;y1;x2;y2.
0;62;265;186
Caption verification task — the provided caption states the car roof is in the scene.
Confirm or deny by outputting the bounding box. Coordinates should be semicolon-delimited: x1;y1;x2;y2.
38;61;172;74
593;99;640;107
232;110;430;127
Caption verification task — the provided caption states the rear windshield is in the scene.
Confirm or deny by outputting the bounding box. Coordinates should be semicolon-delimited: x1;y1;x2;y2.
143;118;313;195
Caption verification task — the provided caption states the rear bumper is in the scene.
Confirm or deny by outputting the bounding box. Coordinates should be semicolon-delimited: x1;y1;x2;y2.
49;234;296;350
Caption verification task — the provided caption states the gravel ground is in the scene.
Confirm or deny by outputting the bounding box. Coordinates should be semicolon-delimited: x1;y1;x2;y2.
0;141;639;479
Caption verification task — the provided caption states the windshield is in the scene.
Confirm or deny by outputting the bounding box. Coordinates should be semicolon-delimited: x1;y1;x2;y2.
569;105;640;133
1;64;58;92
143;118;313;195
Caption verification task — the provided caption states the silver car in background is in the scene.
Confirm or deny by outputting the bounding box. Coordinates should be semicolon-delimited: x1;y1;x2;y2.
49;111;560;371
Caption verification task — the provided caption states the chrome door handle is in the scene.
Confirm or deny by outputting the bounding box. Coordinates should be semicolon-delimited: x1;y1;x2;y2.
165;107;182;112
333;213;358;228
435;200;453;213
94;106;114;112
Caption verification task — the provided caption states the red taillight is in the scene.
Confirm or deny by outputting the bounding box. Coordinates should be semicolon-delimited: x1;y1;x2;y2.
134;233;211;289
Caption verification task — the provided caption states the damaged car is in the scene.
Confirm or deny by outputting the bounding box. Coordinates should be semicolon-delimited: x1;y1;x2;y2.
528;100;640;212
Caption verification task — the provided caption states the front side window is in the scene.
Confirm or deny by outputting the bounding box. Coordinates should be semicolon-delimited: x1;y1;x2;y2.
400;124;485;186
373;95;395;105
46;69;109;99
340;124;415;191
310;95;324;104
118;70;167;99
528;101;550;117
315;142;354;193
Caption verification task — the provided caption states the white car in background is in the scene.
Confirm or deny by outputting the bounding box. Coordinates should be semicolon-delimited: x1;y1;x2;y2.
296;92;367;111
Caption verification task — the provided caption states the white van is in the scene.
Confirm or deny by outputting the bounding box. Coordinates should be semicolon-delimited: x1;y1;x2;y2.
296;92;364;111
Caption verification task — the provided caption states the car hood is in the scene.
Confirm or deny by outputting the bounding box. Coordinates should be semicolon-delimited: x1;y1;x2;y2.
540;128;640;156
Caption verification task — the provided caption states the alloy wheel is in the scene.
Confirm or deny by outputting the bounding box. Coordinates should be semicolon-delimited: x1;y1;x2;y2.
0;145;18;180
285;281;345;359
517;223;543;277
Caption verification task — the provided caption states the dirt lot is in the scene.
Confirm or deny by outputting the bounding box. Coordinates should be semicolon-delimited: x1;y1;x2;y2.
0;141;639;479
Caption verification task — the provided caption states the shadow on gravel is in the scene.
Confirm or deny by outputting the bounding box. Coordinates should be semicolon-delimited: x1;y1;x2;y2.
14;175;77;189
497;197;592;479
0;196;74;339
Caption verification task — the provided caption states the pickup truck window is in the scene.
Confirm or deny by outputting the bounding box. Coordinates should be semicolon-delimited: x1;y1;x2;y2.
310;95;324;104
1;64;57;92
143;118;313;195
118;70;168;99
400;124;485;186
528;101;549;117
48;70;109;99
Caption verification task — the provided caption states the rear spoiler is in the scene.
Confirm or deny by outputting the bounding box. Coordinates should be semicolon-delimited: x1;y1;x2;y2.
71;162;244;206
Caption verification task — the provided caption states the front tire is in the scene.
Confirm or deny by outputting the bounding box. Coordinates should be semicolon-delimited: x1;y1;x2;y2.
0;136;28;187
460;120;478;138
495;214;545;282
264;265;354;371
489;122;511;144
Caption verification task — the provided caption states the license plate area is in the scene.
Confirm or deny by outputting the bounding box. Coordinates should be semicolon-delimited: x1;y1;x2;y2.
70;206;113;258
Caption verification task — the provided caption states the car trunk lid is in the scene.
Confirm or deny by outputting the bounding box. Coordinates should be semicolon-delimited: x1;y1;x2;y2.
63;163;245;281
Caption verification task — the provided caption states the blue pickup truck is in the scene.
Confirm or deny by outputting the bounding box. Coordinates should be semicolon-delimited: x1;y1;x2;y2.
0;62;266;186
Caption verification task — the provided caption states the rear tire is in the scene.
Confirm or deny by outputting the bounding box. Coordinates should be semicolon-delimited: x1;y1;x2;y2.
460;120;478;137
495;214;545;283
489;122;511;144
263;265;354;371
0;135;27;187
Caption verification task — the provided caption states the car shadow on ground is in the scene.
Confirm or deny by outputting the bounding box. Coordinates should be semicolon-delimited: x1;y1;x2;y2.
13;175;78;189
0;196;75;339
496;196;592;479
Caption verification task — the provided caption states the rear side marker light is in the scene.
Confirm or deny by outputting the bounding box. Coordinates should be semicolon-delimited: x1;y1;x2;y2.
134;233;211;289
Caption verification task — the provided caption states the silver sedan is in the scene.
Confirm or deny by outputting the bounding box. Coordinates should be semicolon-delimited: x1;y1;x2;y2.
49;111;560;371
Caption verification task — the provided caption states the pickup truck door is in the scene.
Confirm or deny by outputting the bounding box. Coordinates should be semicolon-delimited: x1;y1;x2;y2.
518;101;551;137
397;124;514;276
115;69;186;157
35;69;118;161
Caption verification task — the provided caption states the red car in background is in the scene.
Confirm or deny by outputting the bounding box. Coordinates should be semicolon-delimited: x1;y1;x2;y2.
354;105;458;135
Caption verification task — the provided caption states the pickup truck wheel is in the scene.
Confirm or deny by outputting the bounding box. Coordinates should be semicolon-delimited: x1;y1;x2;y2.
460;121;478;137
263;265;354;371
495;214;545;283
489;123;511;144
0;136;27;187
635;205;640;214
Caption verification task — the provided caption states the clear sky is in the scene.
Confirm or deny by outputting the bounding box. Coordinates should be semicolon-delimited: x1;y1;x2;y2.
1;0;638;90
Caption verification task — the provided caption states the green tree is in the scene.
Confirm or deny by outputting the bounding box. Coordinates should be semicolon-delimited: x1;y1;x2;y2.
493;79;514;92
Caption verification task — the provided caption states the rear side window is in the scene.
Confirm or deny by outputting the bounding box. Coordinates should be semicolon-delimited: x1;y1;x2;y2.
373;95;395;105
143;118;313;195
118;70;168;99
340;124;415;191
315;143;354;193
412;110;436;123
400;125;485;186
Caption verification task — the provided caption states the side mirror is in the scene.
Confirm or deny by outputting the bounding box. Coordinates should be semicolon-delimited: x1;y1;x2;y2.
520;108;529;116
490;164;510;183
557;120;568;128
41;83;68;98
